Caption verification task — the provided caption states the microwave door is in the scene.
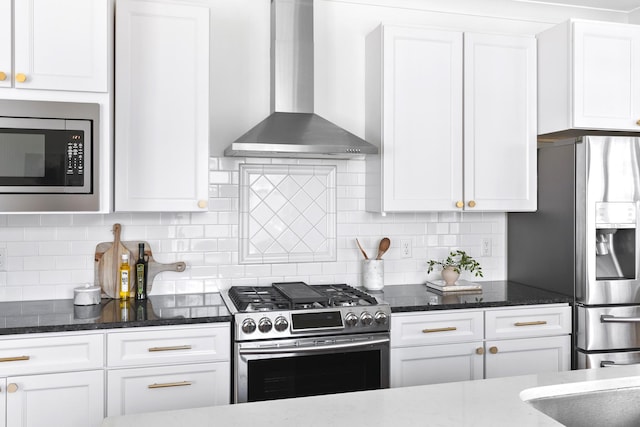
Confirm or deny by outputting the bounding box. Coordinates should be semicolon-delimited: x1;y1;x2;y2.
0;119;91;194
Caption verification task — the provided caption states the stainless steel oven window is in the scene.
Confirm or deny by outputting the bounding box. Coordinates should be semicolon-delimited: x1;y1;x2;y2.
234;333;390;403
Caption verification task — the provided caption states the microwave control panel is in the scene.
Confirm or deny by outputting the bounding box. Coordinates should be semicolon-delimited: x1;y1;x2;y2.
65;133;85;186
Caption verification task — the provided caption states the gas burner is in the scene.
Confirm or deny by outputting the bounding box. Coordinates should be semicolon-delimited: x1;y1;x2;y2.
332;299;356;307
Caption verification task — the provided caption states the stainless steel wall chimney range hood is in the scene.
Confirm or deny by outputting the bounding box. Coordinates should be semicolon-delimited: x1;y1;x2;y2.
224;0;377;159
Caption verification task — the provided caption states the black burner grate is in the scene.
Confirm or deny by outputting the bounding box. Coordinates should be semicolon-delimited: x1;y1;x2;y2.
228;283;378;312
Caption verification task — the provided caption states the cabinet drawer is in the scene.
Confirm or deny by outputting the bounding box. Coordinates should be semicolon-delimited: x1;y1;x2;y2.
107;325;230;367
485;305;571;340
391;310;483;347
0;333;104;376
107;362;229;416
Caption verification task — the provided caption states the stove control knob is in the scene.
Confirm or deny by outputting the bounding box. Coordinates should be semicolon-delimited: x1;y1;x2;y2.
258;317;273;333
274;316;289;332
360;311;374;326
345;312;359;327
241;318;256;334
374;311;388;325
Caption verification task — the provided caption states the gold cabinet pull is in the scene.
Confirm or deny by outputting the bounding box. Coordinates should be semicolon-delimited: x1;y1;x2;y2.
148;381;193;389
422;326;457;333
197;200;208;209
489;346;498;354
7;383;18;393
475;347;485;355
468;200;476;208
636;119;640;126
455;201;464;209
0;71;6;81
514;320;547;327
0;356;30;363
148;345;192;352
15;73;27;83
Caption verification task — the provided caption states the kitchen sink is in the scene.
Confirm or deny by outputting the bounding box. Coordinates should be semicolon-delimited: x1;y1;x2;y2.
520;376;640;427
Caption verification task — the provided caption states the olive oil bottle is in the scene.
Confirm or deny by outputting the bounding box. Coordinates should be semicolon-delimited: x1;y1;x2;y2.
135;243;148;300
118;253;131;299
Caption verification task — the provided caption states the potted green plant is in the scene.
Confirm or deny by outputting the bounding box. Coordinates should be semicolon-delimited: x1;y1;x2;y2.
427;250;483;285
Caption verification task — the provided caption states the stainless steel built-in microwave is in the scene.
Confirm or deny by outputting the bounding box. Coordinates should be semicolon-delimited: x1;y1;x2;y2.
0;100;100;212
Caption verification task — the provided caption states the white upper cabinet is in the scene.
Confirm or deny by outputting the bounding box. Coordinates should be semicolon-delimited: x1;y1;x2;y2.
115;0;210;212
0;0;10;89
538;19;640;135
463;32;537;212
366;24;536;212
8;0;109;92
366;25;463;212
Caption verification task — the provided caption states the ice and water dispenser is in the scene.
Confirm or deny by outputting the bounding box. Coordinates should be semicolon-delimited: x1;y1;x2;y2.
595;202;638;280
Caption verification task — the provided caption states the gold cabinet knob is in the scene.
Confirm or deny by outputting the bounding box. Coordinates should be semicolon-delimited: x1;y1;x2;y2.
489;346;498;354
0;71;6;81
15;73;27;83
637;119;640;126
475;347;485;355
455;201;464;209
468;200;476;208
7;383;18;393
197;200;207;209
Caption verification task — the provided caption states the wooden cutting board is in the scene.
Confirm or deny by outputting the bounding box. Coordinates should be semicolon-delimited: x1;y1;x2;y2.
97;224;131;299
95;239;186;298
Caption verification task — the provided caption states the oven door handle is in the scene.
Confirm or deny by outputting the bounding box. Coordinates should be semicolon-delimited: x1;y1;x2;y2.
600;360;640;368
238;337;390;355
600;315;640;323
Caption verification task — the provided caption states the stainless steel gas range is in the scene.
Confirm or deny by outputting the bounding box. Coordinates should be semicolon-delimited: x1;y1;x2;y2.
221;281;391;403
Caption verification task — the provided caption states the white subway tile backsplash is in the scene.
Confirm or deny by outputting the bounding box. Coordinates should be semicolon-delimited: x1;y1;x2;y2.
0;157;507;301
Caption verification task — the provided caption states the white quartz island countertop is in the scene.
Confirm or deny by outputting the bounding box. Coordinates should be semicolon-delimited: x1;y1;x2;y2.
102;365;640;427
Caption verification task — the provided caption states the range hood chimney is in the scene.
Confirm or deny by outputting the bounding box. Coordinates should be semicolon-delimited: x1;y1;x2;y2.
224;0;377;159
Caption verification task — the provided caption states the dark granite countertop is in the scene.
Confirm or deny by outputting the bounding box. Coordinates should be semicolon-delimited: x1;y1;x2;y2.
0;281;571;336
0;293;231;336
371;281;573;312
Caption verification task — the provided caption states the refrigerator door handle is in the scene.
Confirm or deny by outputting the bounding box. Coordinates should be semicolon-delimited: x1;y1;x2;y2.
600;314;640;323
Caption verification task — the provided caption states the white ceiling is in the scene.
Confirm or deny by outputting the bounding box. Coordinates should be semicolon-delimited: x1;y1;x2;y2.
516;0;640;12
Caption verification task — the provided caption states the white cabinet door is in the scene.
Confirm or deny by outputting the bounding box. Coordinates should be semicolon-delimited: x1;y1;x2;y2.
484;335;571;379
0;0;10;89
573;21;640;131
13;0;109;92
115;0;209;212
367;25;463;212
6;370;104;427
107;362;229;416
390;342;483;387
366;25;536;212
0;378;5;427
463;33;537;211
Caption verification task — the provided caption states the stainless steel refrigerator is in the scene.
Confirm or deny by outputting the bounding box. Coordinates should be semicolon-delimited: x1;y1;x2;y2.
508;135;640;369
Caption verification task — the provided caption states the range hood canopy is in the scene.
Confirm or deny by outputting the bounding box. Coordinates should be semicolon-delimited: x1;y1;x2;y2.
224;0;377;159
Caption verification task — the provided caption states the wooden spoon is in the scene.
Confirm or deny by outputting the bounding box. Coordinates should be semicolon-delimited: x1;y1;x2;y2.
376;237;391;260
356;238;369;259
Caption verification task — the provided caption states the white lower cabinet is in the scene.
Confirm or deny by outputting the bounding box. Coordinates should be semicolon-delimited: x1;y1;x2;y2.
0;333;105;427
484;335;570;379
6;370;104;427
106;324;230;417
391;342;483;387
0;323;232;425
107;362;229;416
390;304;571;388
0;378;5;427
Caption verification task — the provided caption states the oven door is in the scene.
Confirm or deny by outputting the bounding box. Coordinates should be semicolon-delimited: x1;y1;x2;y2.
234;332;390;403
0;117;91;193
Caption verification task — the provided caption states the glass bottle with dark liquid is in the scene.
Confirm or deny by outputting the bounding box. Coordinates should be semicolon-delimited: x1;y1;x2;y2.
135;242;148;300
